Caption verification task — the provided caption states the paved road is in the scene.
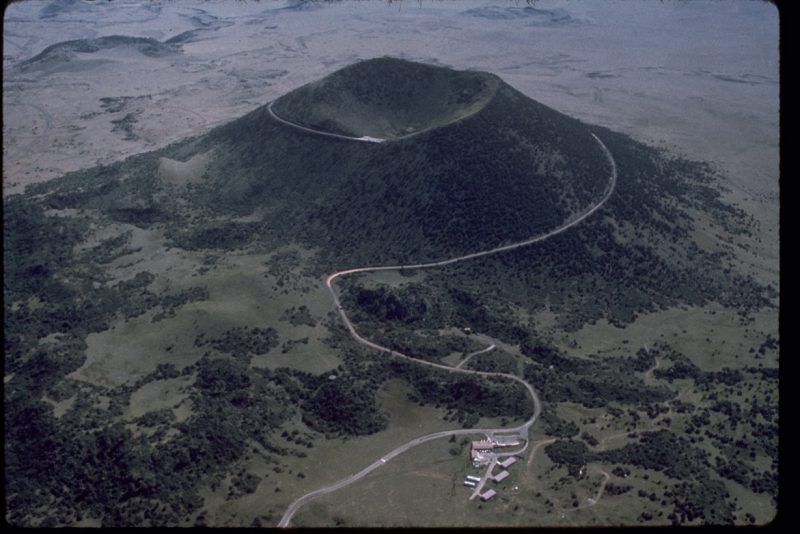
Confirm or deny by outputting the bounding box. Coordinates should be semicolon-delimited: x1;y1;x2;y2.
273;108;617;527
267;101;385;143
469;457;499;500
279;426;524;526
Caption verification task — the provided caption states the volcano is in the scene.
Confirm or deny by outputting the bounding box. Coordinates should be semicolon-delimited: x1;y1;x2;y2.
169;57;615;265
4;56;774;530
25;56;755;297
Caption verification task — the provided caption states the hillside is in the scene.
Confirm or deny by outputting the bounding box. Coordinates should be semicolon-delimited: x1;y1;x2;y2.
12;57;769;305
26;57;614;268
16;36;180;74
201;60;611;264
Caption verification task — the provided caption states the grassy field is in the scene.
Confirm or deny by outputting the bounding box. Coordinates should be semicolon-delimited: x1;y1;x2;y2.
262;282;777;528
197;377;466;527
9;203;776;527
125;375;194;420
287;430;647;527
549;303;778;371
290;436;505;527
67;237;346;388
360;269;426;289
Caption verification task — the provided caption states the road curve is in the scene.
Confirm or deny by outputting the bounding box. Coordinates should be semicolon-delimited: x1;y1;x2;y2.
455;344;496;370
275;111;617;527
267;101;385;143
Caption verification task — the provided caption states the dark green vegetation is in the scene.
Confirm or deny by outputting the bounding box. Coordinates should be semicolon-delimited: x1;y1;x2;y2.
540;347;778;526
4;57;777;526
281;305;317;327
195;327;279;362
522;344;673;407
343;281;528;347
545;433;736;524
5;357;297;526
419;126;770;332
186;57;610;267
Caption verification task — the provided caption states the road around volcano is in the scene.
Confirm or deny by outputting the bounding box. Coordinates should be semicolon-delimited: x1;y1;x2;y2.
267;101;385;143
272;101;618;527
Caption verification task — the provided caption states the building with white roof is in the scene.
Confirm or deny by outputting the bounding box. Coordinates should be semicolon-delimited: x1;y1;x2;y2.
493;470;510;483
480;489;497;501
498;456;517;469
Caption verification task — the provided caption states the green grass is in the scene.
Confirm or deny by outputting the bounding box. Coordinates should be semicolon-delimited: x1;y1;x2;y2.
197;377;463;527
290;437;496;527
541;300;776;372
125;375;193;419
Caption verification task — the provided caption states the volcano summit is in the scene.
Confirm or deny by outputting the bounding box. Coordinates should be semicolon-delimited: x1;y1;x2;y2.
271;57;500;140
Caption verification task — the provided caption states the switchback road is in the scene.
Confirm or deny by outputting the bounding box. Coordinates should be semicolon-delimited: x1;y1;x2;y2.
273;106;617;527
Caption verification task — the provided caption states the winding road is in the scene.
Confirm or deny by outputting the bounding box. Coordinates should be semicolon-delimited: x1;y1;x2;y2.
271;101;618;527
267;102;385;143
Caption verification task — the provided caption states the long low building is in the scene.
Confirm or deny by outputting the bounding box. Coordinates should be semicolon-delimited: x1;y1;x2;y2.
498;456;517;469
480;489;497;501
493;470;510;483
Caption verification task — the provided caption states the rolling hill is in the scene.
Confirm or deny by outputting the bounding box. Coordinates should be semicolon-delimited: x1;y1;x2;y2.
16;35;180;74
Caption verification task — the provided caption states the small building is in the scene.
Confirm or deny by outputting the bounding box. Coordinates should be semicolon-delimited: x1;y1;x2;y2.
471;449;490;467
498;456;517;469
466;475;481;482
464;480;477;488
472;456;489;468
480;489;497;502
493;470;510;483
472;440;494;452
